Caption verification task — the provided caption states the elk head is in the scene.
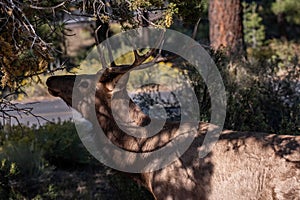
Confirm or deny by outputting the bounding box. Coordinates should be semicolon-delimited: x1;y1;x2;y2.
46;61;153;128
46;49;183;151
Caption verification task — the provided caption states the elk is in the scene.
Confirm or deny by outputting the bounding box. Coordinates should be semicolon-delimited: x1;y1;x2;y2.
46;49;300;200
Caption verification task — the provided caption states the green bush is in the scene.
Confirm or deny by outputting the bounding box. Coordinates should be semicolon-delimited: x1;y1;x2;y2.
0;140;54;199
35;121;94;168
201;40;300;135
243;2;266;49
0;121;157;199
0;121;97;199
1;121;94;167
0;159;18;199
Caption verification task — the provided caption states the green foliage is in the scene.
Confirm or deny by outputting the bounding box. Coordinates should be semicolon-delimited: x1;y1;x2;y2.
272;0;300;25
38;121;94;167
0;136;54;199
169;0;206;24
0;121;157;199
0;35;50;89
1;141;47;178
0;121;90;198
224;79;270;132
207;40;300;135
163;3;179;27
1;123;50;198
243;2;266;48
0;121;93;167
0;159;18;199
2;0;209;97
0;0;67;91
127;0;164;10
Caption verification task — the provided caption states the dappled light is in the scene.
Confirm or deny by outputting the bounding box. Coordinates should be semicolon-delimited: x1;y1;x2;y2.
1;0;300;199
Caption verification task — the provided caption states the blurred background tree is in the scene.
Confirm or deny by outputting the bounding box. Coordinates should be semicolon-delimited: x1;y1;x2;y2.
243;1;265;49
271;0;300;39
209;0;245;56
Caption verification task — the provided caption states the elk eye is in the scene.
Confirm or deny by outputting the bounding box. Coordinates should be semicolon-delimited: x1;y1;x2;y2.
79;81;89;88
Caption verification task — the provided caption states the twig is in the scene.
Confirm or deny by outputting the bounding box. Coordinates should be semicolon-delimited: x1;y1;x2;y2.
0;99;52;128
29;1;67;10
192;17;201;40
95;24;108;68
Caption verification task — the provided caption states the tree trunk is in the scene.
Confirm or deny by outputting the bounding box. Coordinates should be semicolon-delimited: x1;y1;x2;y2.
209;0;244;56
277;12;288;40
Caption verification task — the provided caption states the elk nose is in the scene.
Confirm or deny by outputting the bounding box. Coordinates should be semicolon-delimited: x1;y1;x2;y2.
46;75;76;92
46;75;75;87
46;76;54;87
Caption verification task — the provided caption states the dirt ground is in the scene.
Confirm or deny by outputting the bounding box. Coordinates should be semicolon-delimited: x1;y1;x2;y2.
10;163;154;200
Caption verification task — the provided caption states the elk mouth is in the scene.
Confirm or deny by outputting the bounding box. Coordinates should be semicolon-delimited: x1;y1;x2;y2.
46;76;65;97
47;88;61;97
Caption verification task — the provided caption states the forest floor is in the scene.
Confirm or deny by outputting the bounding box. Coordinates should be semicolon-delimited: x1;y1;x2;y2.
11;163;154;200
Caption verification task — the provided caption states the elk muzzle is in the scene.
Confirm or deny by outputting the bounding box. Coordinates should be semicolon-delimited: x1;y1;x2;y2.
46;75;76;105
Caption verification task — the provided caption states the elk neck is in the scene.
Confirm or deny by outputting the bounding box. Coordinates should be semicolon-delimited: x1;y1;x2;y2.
90;85;183;153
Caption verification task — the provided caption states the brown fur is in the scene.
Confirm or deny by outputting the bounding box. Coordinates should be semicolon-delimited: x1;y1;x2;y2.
47;72;300;200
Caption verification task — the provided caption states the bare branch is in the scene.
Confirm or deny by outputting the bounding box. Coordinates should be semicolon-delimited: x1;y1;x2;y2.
0;0;54;53
21;63;70;78
192;17;201;40
29;1;67;10
136;9;159;27
0;99;52;128
95;25;108;68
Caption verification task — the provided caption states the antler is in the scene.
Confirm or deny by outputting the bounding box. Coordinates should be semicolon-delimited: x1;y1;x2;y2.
98;48;178;82
97;48;155;81
96;26;185;83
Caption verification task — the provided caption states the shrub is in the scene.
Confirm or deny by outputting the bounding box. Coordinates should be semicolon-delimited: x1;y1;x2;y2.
35;121;94;168
0;140;54;199
0;121;95;198
202;40;300;135
0;159;18;199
